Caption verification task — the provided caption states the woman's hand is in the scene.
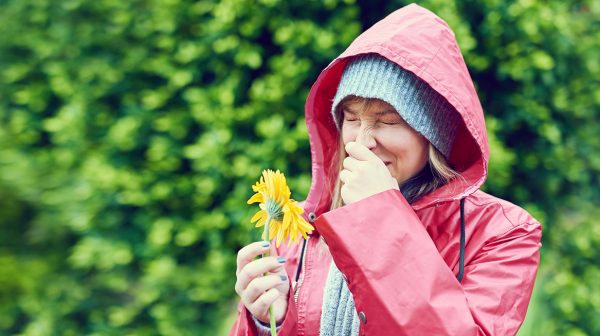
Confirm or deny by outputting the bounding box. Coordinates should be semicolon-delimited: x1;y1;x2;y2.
235;241;289;325
339;141;399;205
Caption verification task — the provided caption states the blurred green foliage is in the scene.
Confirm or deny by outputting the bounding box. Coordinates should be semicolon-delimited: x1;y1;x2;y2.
0;0;598;335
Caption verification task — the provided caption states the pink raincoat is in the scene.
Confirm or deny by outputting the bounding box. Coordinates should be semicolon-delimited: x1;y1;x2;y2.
230;3;542;335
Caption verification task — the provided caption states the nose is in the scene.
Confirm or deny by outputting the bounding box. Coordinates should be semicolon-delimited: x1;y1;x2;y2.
355;125;376;150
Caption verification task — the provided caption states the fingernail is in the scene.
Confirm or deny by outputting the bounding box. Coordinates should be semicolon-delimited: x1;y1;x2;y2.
277;256;286;264
280;275;288;281
261;241;270;248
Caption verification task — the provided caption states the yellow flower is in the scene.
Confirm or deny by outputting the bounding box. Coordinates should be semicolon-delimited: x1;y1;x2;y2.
247;169;314;247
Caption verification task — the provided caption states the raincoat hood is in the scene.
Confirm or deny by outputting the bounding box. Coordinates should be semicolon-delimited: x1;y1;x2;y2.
303;3;490;220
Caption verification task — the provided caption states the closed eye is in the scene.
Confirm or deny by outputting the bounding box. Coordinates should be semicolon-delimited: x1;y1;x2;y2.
343;119;401;125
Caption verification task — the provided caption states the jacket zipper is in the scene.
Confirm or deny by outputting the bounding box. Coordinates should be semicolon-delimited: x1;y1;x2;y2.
293;236;309;305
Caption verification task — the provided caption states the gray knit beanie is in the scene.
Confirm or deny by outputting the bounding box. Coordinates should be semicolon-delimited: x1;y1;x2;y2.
331;54;460;159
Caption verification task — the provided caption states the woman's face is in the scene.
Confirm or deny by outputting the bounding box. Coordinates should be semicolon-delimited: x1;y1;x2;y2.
341;97;429;185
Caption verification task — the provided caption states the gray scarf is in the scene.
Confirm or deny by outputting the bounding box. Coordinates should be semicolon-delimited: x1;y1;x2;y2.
319;261;360;336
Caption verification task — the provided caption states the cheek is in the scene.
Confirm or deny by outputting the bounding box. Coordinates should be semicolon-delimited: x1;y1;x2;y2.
384;130;427;158
341;125;357;144
406;135;429;166
413;135;429;157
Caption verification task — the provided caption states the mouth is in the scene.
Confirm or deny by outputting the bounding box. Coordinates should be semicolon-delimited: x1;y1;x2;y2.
384;162;392;166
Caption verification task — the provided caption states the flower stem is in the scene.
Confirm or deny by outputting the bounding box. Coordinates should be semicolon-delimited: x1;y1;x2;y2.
263;216;277;336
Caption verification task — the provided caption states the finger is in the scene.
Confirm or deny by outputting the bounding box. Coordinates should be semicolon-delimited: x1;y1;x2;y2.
342;156;361;172
235;256;286;295
251;288;280;316
236;241;271;276
243;274;288;304
339;169;352;184
345;141;379;162
340;183;351;204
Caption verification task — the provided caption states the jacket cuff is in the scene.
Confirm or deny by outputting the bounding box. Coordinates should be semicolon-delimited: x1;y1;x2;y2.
251;315;281;335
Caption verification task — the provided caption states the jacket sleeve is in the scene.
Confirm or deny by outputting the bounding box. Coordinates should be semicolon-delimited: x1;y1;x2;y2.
315;189;541;336
252;315;282;336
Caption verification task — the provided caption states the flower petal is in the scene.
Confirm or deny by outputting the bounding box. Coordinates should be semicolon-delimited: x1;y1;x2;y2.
252;210;267;228
269;220;278;242
282;205;292;231
247;192;264;204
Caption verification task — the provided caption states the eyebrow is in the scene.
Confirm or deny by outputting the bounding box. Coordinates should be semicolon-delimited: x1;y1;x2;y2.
343;107;397;116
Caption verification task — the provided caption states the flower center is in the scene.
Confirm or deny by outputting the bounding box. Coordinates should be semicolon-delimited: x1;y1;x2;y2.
265;199;284;221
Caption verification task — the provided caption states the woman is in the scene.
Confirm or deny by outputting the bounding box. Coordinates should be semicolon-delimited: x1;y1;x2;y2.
231;4;541;336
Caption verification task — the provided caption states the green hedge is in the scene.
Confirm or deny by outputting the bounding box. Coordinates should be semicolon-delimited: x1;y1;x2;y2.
0;0;598;335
